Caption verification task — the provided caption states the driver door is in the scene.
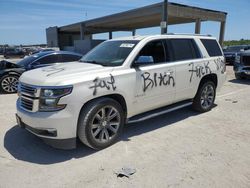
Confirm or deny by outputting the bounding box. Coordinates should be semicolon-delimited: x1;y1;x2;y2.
133;40;176;113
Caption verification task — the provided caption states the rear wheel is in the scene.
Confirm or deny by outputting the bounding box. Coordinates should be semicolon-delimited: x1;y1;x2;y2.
0;74;19;93
78;98;125;150
192;81;216;112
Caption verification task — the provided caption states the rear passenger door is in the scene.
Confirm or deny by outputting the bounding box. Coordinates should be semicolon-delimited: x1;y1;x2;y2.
169;38;203;102
133;40;176;113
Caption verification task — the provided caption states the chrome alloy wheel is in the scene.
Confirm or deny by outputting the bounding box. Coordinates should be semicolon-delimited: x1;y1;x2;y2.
1;76;18;93
90;106;121;143
200;84;215;109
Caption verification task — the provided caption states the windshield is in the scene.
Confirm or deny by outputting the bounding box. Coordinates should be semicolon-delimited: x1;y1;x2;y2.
224;46;246;52
80;40;139;66
17;56;37;67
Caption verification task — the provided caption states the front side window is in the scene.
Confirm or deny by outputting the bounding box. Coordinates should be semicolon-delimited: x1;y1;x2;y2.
80;40;139;66
137;40;166;64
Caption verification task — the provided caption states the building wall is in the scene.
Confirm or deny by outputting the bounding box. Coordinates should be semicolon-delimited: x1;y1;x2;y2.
46;27;59;47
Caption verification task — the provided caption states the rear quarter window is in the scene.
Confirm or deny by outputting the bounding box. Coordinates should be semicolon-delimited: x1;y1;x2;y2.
201;39;223;57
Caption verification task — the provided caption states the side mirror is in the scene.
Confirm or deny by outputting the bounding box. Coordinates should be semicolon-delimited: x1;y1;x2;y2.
134;56;154;67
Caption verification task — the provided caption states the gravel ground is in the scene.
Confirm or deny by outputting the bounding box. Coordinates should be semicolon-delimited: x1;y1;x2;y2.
0;66;250;188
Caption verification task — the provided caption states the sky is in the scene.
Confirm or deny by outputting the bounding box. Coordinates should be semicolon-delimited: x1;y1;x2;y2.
0;0;249;45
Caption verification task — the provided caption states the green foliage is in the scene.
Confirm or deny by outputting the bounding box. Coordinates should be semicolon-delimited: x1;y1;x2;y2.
223;39;250;47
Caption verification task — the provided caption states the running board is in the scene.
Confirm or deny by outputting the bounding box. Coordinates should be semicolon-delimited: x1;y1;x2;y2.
127;100;192;124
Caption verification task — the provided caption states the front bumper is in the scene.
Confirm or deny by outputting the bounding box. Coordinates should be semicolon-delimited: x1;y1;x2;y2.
16;99;78;149
234;64;250;78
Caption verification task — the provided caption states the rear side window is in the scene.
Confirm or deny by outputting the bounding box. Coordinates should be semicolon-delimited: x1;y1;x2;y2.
36;55;59;64
169;39;201;61
201;39;222;57
59;54;81;62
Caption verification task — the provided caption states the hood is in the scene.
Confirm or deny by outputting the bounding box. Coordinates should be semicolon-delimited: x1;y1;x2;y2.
240;50;250;56
223;52;236;56
19;62;114;86
0;60;20;70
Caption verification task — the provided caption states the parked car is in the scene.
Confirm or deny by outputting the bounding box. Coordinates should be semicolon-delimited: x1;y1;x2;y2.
30;48;55;55
234;50;250;79
16;34;226;150
0;51;82;93
223;45;250;64
3;48;25;59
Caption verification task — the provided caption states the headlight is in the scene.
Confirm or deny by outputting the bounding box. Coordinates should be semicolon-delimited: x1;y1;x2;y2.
39;86;73;112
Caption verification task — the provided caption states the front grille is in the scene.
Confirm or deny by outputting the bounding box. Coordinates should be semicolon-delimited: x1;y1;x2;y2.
19;83;39;112
242;56;250;66
20;97;33;111
20;84;36;96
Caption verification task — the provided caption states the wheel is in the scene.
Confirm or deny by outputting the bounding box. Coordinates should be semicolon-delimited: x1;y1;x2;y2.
78;98;125;150
0;74;19;93
235;73;244;80
192;81;216;112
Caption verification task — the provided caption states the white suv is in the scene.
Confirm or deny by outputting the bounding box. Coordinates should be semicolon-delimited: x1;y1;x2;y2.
16;34;226;150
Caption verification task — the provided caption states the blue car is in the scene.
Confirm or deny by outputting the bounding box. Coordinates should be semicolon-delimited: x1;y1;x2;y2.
0;51;82;93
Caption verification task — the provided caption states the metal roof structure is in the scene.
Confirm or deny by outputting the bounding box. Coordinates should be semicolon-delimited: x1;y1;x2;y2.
58;2;227;35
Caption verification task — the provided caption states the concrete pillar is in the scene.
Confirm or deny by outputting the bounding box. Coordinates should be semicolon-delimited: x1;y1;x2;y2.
161;0;168;34
80;23;85;40
195;19;201;34
132;30;136;36
109;32;113;39
219;21;226;45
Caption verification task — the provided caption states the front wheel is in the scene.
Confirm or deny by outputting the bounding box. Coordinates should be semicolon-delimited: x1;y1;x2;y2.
235;73;244;80
0;74;19;93
192;81;216;112
78;98;125;150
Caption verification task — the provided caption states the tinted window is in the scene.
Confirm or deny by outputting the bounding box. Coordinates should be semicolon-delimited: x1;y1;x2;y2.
138;40;165;64
169;39;201;61
60;54;81;62
201;39;222;57
36;55;59;64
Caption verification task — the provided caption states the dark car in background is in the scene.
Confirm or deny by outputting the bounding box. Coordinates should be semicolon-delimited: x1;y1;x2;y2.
3;48;25;59
234;50;250;79
0;51;82;93
223;45;250;64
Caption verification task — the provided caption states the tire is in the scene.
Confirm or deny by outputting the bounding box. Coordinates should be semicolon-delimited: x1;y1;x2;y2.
0;74;19;93
78;98;125;150
192;81;216;113
235;73;244;80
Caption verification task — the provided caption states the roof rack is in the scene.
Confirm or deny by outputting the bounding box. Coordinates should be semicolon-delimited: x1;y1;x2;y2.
166;33;212;37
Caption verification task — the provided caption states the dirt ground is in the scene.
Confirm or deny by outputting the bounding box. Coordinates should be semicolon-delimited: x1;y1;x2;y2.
0;65;250;188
